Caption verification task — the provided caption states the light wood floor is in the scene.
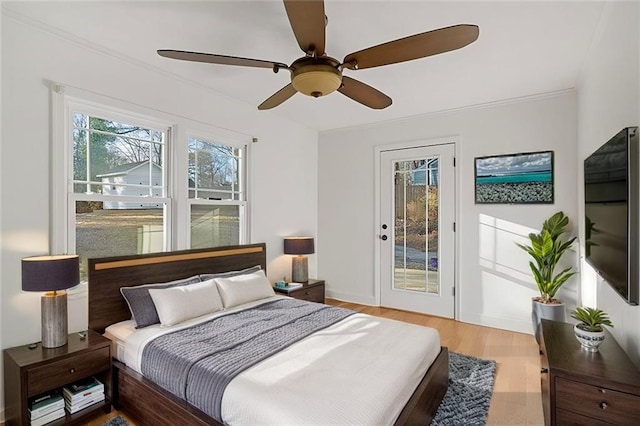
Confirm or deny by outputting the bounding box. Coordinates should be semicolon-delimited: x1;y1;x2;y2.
89;299;544;426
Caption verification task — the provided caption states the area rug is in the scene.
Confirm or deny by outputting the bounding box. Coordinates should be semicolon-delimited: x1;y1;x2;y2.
431;352;497;425
102;416;129;426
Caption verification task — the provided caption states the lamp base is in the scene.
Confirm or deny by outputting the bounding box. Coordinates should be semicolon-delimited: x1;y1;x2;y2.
291;256;309;283
41;291;68;348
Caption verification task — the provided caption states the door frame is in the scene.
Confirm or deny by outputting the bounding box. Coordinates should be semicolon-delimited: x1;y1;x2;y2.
374;136;460;319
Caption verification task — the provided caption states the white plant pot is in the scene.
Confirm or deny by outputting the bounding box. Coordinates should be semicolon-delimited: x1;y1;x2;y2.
573;324;605;352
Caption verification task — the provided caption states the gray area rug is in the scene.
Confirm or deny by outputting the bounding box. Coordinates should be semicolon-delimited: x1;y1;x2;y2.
102;416;128;426
431;352;497;426
102;352;496;426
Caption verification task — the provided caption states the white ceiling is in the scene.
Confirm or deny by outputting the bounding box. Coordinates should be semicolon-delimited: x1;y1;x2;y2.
4;1;605;131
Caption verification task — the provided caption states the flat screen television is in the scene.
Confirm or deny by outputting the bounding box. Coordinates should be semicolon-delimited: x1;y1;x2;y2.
584;126;639;305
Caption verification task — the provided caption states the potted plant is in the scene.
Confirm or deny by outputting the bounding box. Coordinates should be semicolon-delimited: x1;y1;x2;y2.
570;306;613;352
516;211;577;343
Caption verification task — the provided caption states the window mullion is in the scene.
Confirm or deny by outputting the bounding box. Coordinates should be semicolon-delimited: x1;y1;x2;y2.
85;114;91;194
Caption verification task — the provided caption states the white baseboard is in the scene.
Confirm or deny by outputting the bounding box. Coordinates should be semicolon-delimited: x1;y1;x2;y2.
325;290;376;306
326;292;535;336
459;312;534;335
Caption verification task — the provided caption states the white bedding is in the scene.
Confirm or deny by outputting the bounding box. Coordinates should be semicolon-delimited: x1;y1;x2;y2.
105;296;441;425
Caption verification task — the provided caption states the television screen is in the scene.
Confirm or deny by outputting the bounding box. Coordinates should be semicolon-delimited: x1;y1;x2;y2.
584;127;638;305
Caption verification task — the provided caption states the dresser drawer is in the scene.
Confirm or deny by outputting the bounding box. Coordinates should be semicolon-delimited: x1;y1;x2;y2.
27;346;110;396
556;408;614;426
292;285;324;303
555;377;640;425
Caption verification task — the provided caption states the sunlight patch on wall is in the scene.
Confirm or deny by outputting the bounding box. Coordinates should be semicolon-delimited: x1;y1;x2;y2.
480;270;534;318
478;214;537;287
580;259;597;307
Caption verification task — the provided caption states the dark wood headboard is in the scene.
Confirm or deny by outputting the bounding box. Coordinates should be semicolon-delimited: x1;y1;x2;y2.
88;243;267;333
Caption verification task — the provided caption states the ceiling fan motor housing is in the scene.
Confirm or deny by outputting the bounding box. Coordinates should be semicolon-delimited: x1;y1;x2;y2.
291;57;342;97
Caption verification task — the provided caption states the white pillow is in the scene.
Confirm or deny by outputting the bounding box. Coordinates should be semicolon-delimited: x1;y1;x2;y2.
214;269;275;309
148;279;223;326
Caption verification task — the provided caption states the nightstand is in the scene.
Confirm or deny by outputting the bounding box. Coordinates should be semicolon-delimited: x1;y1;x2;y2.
3;329;112;425
274;279;325;303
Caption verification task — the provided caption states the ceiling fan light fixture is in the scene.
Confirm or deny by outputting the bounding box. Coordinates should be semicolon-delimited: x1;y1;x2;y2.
291;66;342;97
158;0;479;110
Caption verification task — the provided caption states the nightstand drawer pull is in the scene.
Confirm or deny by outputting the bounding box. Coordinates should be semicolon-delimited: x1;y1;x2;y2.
599;402;608;410
69;367;75;374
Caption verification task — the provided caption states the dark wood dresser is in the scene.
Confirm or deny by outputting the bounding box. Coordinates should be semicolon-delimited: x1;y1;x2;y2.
540;319;640;425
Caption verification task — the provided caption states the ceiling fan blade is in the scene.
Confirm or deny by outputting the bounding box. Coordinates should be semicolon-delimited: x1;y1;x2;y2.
283;0;326;55
258;84;298;110
338;76;392;109
158;50;288;70
342;24;479;70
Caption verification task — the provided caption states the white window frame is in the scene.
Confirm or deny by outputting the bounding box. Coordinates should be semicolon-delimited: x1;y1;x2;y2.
66;101;173;257
50;83;252;288
184;130;249;248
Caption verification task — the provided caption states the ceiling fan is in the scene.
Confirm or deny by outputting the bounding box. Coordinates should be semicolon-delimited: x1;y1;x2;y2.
158;0;479;110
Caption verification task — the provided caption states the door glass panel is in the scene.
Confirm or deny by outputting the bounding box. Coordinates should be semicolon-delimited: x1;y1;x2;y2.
393;157;439;294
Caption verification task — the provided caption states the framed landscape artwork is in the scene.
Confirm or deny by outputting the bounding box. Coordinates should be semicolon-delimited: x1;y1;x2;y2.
475;151;554;204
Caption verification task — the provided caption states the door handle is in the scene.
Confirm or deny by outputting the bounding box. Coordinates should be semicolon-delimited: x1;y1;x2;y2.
380;235;388;241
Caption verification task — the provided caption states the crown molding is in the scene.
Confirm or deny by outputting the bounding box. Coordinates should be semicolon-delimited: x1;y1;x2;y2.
320;88;577;134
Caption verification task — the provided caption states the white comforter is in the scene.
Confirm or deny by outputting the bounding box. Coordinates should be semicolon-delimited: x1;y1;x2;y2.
105;296;441;425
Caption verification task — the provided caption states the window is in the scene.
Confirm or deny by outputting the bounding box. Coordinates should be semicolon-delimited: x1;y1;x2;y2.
188;137;246;248
70;111;169;280
54;92;250;284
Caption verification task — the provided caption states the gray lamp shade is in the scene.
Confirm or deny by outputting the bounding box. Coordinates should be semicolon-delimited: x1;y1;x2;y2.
22;255;80;292
284;237;315;255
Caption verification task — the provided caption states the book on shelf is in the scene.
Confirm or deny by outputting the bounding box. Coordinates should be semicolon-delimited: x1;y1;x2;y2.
28;389;64;420
65;392;105;414
30;407;65;426
62;376;104;405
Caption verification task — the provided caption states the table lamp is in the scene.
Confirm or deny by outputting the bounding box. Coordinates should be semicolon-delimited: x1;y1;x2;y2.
22;255;80;348
284;237;315;283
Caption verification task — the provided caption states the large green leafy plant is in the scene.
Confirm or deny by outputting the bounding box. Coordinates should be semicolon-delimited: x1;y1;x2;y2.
516;211;577;304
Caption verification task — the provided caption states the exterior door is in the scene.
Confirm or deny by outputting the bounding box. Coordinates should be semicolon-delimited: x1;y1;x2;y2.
379;144;455;318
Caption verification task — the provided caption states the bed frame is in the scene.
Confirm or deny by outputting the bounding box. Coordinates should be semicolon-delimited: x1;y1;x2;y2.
88;243;449;425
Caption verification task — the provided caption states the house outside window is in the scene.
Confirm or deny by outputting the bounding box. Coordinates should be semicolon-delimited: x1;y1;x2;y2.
411;159;439;186
70;111;168;280
54;93;250;283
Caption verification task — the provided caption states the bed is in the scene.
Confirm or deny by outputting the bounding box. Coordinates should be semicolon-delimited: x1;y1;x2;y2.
88;243;448;425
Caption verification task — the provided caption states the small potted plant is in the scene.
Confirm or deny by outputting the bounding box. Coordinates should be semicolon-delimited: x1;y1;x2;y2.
570;306;613;352
516;211;577;343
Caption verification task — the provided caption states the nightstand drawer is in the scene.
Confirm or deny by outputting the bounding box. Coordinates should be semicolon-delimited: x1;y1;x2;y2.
292;285;324;303
555;377;640;425
27;346;110;396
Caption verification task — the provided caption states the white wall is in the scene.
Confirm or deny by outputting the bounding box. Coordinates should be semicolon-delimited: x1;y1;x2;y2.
318;91;578;334
0;12;318;412
577;1;640;366
0;4;4;418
